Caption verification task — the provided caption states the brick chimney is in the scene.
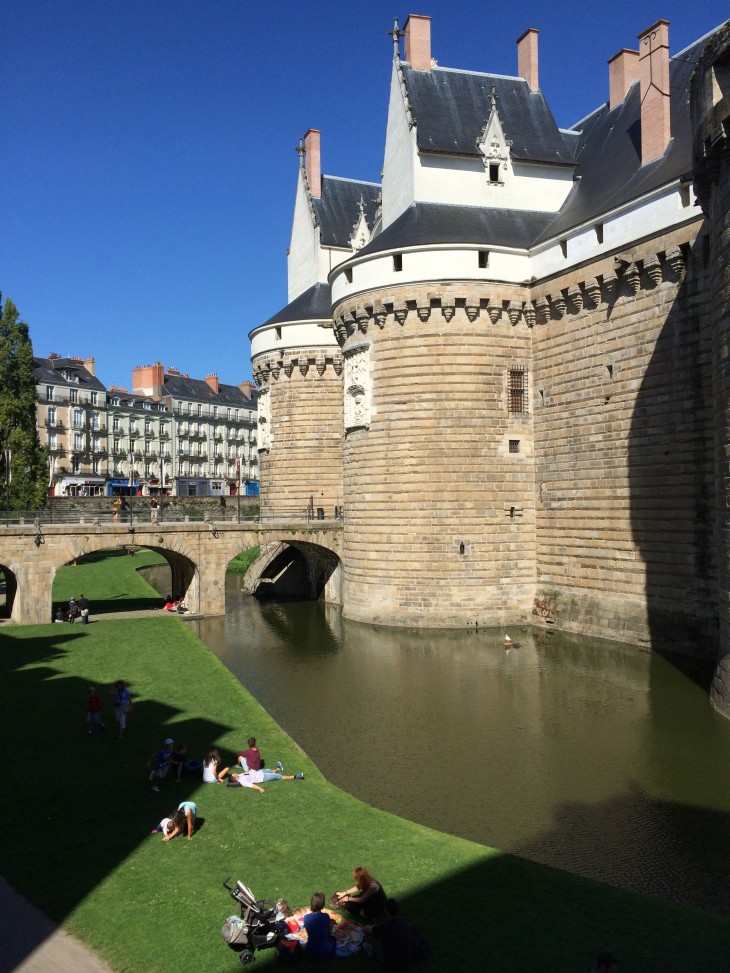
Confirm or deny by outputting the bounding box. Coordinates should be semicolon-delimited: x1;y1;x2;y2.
608;48;640;108
84;356;96;376
304;128;321;199
638;20;671;164
132;362;164;394
404;14;432;71
239;380;256;399
517;28;539;92
167;367;180;376
205;373;220;393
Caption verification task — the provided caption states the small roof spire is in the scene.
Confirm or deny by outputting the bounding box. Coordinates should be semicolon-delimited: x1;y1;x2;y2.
295;137;306;166
387;17;404;59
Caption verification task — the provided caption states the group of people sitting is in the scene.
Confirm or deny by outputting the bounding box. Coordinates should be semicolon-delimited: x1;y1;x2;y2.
274;868;419;968
148;738;304;794
162;595;189;613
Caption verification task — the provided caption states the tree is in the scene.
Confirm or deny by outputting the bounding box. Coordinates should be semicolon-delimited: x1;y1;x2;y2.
0;294;47;509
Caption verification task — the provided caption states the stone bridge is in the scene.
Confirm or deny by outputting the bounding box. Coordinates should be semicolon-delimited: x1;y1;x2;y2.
0;520;342;624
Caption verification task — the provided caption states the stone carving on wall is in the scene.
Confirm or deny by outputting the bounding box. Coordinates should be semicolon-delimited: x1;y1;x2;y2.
344;345;371;432
257;388;271;451
349;196;372;251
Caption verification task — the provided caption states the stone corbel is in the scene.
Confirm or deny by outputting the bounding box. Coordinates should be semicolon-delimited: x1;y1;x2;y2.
568;284;583;312
507;301;521;326
283;359;295;378
623;262;641;294
316;356;326;376
601;270;618;297
333;358;343;376
441;297;455;322
665;246;686;282
584;278;601;308
373;302;387;328
270;361;282;381
534;297;550;324
523;302;536;328
299;359;310;377
355;306;369;334
416;299;431;322
465;297;480;322
393;302;408;325
550;292;566;318
643;254;663;286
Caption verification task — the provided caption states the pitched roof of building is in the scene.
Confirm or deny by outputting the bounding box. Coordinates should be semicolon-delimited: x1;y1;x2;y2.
535;34;706;242
261;282;332;327
403;65;576;166
358;201;556;254
314;176;381;247
161;373;256;409
33;356;106;392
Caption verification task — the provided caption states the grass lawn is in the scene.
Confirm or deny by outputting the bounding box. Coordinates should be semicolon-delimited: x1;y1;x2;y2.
2;553;729;972
52;548;170;615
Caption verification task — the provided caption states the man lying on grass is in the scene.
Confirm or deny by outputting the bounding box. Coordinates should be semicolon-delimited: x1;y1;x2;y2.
227;763;304;794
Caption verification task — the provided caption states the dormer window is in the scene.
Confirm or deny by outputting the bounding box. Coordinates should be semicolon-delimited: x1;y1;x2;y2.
488;163;501;184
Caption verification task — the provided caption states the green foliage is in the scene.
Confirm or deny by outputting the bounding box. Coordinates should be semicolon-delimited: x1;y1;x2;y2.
227;545;260;574
0;294;47;509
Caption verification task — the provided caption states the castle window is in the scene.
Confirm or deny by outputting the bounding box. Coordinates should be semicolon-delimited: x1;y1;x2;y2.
275;327;282;340
478;250;489;269
559;239;568;258
595;223;604;245
509;439;520;453
508;368;527;414
393;254;403;272
344;268;353;284
488;162;501;183
679;183;691;208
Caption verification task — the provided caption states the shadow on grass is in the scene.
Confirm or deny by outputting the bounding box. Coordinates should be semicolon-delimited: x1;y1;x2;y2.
2;625;730;973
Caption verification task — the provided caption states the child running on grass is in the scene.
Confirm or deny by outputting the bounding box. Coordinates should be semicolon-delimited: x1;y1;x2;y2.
148;738;174;792
85;687;106;735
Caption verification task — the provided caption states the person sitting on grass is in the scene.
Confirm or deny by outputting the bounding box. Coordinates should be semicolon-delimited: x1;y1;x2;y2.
151;800;197;841
227;762;303;793
334;867;387;920
148;738;174;792
202;748;230;783
302;892;336;962
236;736;264;770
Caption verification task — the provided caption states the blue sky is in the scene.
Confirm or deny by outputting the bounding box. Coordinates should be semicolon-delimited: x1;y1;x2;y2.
3;0;727;390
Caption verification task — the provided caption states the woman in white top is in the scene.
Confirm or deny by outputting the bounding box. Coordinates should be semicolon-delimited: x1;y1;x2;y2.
202;748;229;783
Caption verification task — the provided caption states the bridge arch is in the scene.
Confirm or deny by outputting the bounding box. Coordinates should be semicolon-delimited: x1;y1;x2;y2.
247;538;342;603
0;563;18;619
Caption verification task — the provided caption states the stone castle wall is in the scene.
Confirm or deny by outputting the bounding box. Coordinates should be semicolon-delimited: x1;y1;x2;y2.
334;282;537;627
692;22;730;707
253;347;343;518
531;227;715;654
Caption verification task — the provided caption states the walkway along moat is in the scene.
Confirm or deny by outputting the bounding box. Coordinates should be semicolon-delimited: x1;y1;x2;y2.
193;582;730;915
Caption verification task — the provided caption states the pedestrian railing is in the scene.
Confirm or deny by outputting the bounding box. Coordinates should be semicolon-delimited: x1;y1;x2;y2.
0;507;344;528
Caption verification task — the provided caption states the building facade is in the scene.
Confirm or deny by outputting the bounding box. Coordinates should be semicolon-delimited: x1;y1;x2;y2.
35;357;258;498
252;13;730;709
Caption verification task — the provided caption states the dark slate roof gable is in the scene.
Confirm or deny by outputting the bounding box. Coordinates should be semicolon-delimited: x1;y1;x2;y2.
261;282;332;328
403;65;577;165
358;202;556;254
33;356;106;392
162;374;255;409
535;34;709;243
314;176;381;247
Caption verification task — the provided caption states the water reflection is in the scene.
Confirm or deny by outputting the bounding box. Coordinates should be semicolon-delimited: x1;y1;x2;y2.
194;580;730;912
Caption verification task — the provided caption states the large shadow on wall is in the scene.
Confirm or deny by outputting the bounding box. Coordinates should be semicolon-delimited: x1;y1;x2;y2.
627;239;717;664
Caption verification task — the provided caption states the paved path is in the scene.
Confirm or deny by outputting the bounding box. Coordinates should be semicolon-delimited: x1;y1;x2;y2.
0;876;114;973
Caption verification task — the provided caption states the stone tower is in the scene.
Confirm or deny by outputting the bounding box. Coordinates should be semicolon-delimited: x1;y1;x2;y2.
692;22;730;716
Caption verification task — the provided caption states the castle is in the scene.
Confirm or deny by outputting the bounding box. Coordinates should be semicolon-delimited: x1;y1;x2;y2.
249;14;730;715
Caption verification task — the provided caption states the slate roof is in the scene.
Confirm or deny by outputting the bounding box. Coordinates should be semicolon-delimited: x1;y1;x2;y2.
403;65;576;166
358;202;556;254
261;282;332;327
314;176;381;247
161;374;256;409
34;356;106;392
534;35;707;242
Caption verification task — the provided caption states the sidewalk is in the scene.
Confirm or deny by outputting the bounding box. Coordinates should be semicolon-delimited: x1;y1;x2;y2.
0;876;114;973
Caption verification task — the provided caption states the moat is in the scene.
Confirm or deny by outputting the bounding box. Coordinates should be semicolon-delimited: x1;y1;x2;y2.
186;578;730;914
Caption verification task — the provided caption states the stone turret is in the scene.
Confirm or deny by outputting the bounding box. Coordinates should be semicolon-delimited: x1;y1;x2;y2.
691;20;730;717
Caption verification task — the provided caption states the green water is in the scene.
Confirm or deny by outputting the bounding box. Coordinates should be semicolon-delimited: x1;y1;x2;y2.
192;584;730;913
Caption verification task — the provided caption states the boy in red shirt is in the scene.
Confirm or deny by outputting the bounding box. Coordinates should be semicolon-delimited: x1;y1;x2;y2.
86;687;106;735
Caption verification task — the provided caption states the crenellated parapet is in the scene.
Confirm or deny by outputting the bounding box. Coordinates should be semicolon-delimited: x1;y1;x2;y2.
252;348;343;389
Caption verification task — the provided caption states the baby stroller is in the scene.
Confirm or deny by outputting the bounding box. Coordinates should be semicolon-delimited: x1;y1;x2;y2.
221;877;283;966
